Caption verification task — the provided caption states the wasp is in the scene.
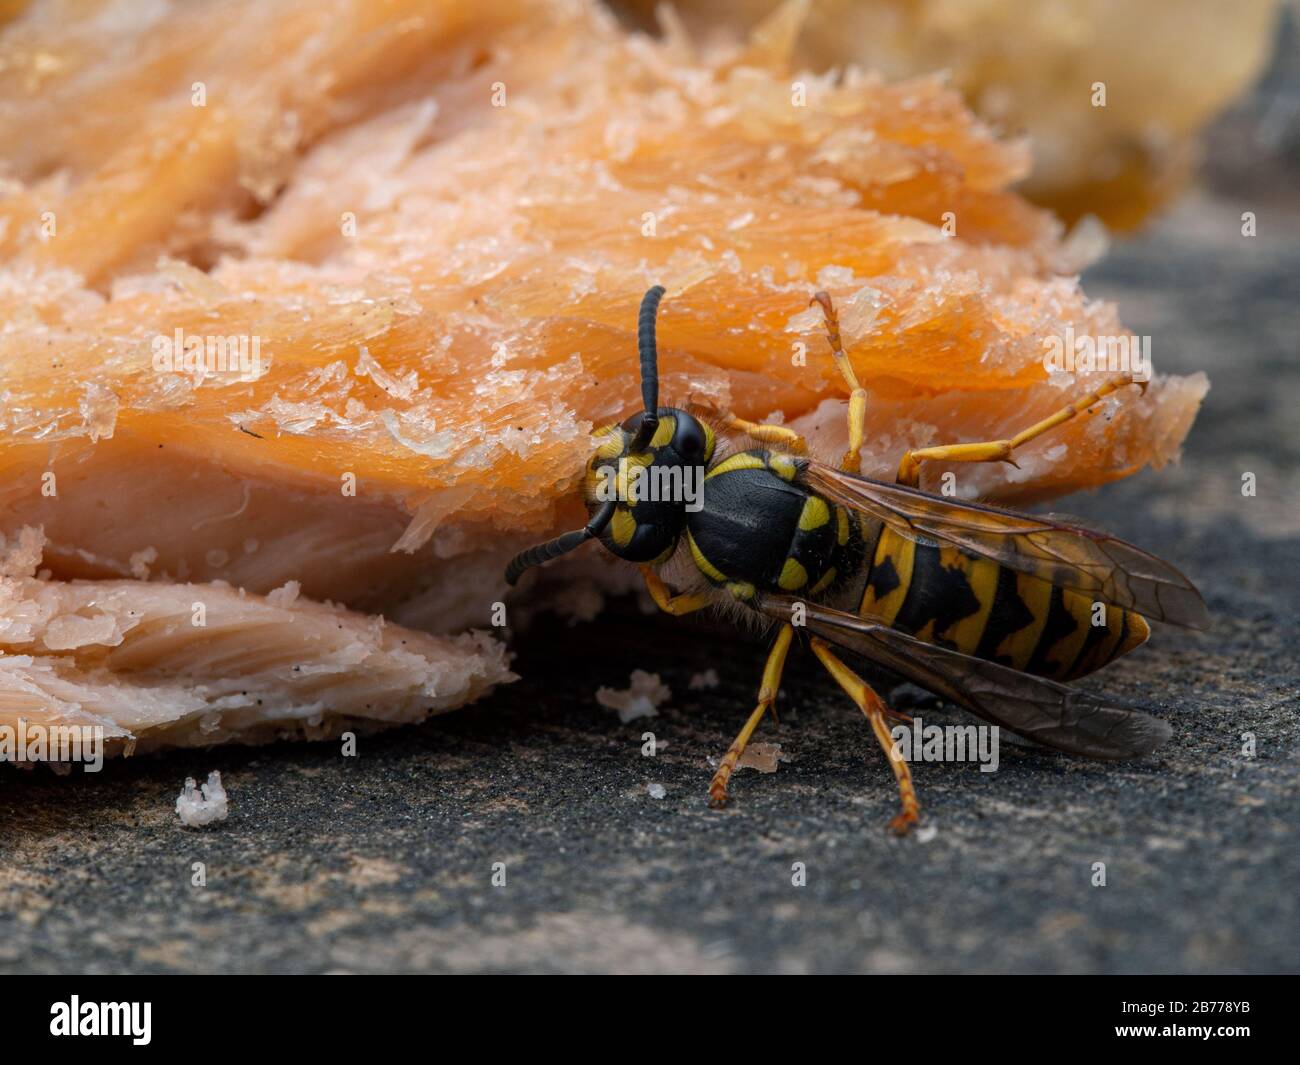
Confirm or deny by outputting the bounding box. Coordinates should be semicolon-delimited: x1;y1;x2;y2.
506;286;1208;833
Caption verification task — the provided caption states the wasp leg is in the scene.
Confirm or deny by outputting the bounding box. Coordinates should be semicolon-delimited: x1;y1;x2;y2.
723;412;808;454
642;567;713;616
691;403;808;454
708;623;793;806
895;374;1147;488
809;637;920;835
811;291;869;473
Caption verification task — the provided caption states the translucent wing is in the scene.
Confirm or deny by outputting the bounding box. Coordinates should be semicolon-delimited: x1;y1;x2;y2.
802;461;1208;629
760;595;1173;759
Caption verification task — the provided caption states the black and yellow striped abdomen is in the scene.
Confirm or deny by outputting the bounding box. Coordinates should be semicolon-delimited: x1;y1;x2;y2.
859;527;1148;681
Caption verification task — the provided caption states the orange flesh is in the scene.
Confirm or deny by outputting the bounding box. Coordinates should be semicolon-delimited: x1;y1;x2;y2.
0;0;1206;618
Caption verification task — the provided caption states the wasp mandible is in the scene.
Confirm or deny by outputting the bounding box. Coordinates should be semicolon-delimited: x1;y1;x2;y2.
506;286;1208;833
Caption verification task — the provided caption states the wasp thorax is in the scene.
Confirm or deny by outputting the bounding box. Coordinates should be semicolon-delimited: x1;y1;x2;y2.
583;407;716;563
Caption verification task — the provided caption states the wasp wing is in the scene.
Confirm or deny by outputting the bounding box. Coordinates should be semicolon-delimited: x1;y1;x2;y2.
802;461;1209;629
761;595;1173;759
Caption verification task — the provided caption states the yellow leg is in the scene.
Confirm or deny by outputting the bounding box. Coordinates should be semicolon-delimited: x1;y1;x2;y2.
692;402;807;454
708;623;793;806
811;291;869;473
642;568;713;616
809;638;920;835
720;412;807;454
896;374;1146;488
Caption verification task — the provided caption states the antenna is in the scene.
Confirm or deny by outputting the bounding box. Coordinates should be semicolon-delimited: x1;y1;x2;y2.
628;284;665;450
504;501;616;585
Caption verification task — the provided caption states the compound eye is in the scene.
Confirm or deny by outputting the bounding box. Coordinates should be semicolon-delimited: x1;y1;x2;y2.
672;415;708;461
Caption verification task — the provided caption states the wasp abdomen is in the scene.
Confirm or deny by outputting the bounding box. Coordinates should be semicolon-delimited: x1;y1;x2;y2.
859;527;1149;680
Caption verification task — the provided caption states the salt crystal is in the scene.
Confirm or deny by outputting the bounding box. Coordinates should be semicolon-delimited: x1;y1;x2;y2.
78;382;119;443
157;255;229;303
647;783;666;799
266;580;301;608
128;545;158;580
41;612;121;651
835;286;886;346
175;771;229;828
596;669;671;723
355;344;418;400
0;526;45;579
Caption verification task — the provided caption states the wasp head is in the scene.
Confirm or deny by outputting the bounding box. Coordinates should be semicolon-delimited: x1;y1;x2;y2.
505;285;702;585
582;406;715;563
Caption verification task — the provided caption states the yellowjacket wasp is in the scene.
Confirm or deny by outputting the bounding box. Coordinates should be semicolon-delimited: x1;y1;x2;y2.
506;286;1208;833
